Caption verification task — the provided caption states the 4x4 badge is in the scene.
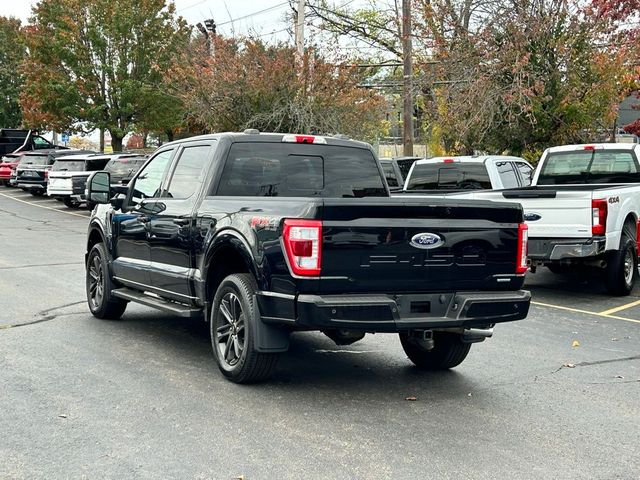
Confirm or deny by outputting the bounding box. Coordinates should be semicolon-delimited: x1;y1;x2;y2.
410;233;444;249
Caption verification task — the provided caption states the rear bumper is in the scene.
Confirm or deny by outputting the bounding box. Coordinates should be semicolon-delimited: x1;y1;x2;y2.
528;237;606;261
17;181;46;190
257;290;530;331
47;187;72;197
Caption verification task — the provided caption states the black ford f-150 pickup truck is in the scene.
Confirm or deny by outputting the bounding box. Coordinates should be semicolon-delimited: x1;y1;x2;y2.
85;131;531;383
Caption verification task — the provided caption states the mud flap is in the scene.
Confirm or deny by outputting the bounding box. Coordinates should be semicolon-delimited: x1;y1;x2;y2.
252;295;290;352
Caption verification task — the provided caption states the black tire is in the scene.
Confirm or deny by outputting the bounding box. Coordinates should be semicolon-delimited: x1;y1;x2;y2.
86;201;96;211
30;189;45;197
86;243;127;319
605;234;637;296
210;273;279;383
399;331;471;370
63;197;76;208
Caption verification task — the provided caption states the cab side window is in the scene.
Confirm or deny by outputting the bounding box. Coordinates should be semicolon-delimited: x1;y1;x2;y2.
164;145;212;200
515;162;534;186
380;161;399;187
496;161;519;188
130;150;174;205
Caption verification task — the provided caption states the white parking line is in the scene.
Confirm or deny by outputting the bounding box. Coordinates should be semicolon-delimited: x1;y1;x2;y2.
0;192;89;218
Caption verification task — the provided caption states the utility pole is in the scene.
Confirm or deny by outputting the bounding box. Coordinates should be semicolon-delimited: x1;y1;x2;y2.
402;0;414;156
295;0;305;74
204;19;216;57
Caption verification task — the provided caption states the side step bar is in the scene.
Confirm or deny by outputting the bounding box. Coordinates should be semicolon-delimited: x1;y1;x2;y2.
112;288;202;318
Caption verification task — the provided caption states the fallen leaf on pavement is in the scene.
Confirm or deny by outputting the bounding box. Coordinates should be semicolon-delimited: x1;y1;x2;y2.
615;375;624;379
405;396;417;401
58;414;67;419
572;340;580;347
563;363;576;368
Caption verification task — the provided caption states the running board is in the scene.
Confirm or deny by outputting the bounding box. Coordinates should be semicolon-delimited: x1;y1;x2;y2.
112;288;202;318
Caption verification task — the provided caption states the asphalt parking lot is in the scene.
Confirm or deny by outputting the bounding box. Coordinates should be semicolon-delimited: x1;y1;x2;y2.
0;188;638;480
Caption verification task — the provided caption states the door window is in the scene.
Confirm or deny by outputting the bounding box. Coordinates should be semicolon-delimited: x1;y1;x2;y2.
33;136;51;149
496;161;519;188
130;149;174;205
164;145;212;199
515;162;533;186
380;161;399;187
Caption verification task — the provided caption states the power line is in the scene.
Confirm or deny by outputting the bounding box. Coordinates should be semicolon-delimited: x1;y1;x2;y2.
217;2;290;27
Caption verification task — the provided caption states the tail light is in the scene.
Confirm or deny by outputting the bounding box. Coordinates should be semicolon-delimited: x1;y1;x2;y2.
516;223;528;274
282;219;322;276
592;199;607;236
44;170;49;179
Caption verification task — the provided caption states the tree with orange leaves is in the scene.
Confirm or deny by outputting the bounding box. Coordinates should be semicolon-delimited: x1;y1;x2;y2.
165;37;387;142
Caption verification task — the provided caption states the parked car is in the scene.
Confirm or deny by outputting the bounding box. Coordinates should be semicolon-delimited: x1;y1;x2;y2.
0;128;65;156
403;156;534;193
15;149;95;196
104;154;147;185
47;153;140;208
84;131;531;383
0;152;25;186
379;156;422;189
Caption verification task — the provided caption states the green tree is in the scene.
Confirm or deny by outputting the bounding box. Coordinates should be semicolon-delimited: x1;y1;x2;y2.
0;16;26;128
20;0;189;151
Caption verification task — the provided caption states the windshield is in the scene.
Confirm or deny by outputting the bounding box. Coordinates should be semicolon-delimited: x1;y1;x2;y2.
537;150;640;184
216;143;387;198
406;163;492;190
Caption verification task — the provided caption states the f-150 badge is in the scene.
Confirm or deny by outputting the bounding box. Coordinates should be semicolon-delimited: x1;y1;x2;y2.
410;233;444;249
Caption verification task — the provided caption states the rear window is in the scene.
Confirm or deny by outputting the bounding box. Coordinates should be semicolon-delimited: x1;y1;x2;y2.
406;163;492;190
52;160;86;171
538;150;640;184
19;154;47;165
105;158;146;174
216;143;387;197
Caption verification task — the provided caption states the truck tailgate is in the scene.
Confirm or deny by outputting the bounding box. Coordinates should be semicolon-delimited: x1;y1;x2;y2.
399;189;595;239
318;198;524;294
492;189;594;238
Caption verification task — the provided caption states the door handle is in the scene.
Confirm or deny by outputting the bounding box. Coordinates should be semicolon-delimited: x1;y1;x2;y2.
173;218;191;226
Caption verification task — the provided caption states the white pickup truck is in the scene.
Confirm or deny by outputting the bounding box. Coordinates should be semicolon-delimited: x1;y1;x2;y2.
403;155;534;192
402;144;640;295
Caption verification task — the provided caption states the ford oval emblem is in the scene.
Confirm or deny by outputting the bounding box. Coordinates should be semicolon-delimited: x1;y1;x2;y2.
524;213;542;222
410;232;444;249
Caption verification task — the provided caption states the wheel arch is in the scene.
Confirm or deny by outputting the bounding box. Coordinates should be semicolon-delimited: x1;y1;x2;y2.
86;223;108;265
622;212;637;239
201;231;261;319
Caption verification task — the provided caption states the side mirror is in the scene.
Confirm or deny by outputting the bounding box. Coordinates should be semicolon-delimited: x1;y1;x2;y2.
86;171;111;204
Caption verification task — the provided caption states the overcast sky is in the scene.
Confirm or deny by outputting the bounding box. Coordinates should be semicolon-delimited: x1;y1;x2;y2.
5;0;295;39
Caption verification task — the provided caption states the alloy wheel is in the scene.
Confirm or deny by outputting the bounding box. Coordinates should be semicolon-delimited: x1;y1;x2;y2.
215;292;246;367
88;254;104;309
